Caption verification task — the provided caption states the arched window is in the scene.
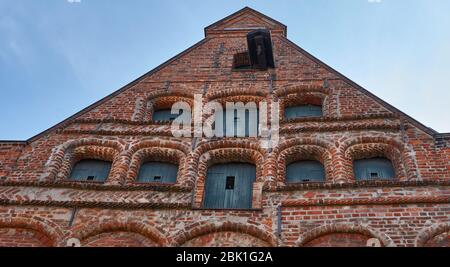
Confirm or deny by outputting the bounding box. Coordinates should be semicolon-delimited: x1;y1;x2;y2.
204;163;256;209
353;157;395;180
285;104;323;119
286;160;325;183
69;159;112;182
137;162;178;183
152;109;182;122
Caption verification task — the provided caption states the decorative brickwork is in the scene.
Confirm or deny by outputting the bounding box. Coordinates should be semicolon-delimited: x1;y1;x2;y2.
71;218;167;247
415;222;450;247
0;7;448;247
126;139;191;186
172;220;277;247
295;223;395;247
191;140;267;208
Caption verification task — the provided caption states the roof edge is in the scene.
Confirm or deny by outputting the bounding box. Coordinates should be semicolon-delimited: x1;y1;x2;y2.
0;141;28;144
23;38;209;143
435;133;450;139
204;6;287;37
279;36;439;137
3;10;446;143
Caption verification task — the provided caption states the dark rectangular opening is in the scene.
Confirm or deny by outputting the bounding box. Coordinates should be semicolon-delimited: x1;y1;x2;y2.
153;176;162;182
370;172;379;178
233;52;252;70
247;30;275;70
86;176;95;181
225;176;235;190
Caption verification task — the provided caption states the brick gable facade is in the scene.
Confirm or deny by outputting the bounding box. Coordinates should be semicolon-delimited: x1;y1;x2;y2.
0;7;449;247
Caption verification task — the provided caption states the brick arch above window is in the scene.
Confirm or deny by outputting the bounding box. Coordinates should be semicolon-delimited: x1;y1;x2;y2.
193;139;267;159
171;220;277;247
415;222;450;247
210;95;267;106
71;219;168;247
345;143;405;180
127;138;191;156
127;148;186;185
193;148;264;206
340;135;406;153
125;139;191;186
340;135;418;181
295;223;396;247
276;87;329;121
202;95;269;138
40;138;126;183
205;87;267;102
277;145;332;185
0;214;65;247
59;146;118;182
274;84;328;98
132;88;196;123
190;140;267;208
268;137;334;186
145;88;196;102
147;95;194;124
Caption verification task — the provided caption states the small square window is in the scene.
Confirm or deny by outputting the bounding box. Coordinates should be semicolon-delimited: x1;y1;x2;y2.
153;176;162;182
225;176;235;190
370;172;379;178
233;52;252;70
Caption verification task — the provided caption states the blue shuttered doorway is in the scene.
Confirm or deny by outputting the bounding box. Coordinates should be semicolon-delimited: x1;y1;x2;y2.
286;160;325;183
285;105;323;119
69;159;112;182
353;158;395;180
204;163;256;209
137;162;178;183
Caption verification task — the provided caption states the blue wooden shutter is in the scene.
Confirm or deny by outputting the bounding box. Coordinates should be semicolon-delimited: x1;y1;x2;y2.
245;108;259;137
286;160;325;183
204;163;256;209
69;159;112;182
137;162;178;183
285;105;323;119
353;158;395;180
152;109;181;122
221;109;259;137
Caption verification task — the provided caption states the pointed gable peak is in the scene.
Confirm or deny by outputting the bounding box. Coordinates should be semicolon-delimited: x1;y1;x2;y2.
205;7;287;37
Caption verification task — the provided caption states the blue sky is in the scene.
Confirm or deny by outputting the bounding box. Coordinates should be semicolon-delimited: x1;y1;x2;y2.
1;0;449;140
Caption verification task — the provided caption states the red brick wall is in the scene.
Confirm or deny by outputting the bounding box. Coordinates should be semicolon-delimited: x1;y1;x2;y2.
181;232;270;247
0;8;448;247
0;228;52;247
83;232;159;247
303;233;371;247
0;142;25;178
424;232;450;247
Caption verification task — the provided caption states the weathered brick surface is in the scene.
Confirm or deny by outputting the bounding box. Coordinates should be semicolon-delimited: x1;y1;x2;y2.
303;233;371;247
0;228;52;247
83;232;159;247
181;231;270;247
0;7;448;247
